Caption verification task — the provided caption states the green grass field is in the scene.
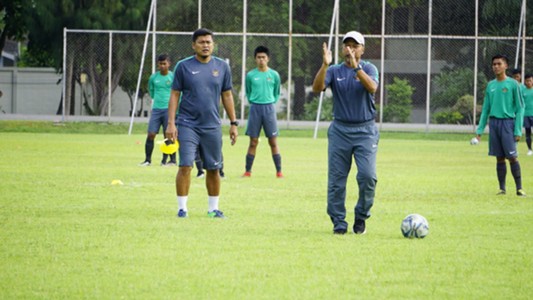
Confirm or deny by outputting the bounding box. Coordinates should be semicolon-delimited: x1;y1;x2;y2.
1;122;532;299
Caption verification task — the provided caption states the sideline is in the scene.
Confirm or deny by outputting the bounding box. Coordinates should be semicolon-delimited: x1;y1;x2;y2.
0;113;477;133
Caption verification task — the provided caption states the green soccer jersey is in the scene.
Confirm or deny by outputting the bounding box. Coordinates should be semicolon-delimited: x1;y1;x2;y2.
476;77;524;136
245;68;281;104
523;86;533;117
148;71;174;109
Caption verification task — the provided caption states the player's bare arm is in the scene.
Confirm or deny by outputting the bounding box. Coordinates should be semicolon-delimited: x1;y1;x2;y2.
221;90;238;145
165;89;180;141
312;42;331;93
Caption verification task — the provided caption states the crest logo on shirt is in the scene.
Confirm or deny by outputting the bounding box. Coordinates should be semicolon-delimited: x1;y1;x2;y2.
212;69;220;77
502;88;508;93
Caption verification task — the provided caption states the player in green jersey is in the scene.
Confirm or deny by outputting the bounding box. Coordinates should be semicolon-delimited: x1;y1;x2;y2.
511;68;523;83
140;54;176;166
522;74;533;155
242;46;283;178
476;55;525;196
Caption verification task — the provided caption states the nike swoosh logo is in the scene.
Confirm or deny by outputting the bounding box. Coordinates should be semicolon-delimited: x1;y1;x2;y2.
337;77;346;81
192;71;200;74
491;89;496;92
214;161;221;166
254;78;260;80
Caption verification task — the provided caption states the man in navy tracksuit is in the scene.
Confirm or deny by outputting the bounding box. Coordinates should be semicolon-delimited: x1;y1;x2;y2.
312;31;380;235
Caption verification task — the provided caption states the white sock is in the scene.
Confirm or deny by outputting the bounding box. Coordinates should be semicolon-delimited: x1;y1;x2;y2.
177;196;188;211
208;196;219;212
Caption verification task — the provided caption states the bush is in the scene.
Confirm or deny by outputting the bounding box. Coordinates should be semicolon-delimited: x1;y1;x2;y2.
432;94;481;124
383;77;414;123
452;94;481;125
303;95;333;121
433;110;464;124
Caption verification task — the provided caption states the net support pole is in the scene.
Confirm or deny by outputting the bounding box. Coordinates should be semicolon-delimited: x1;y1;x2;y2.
108;31;112;122
62;27;67;122
313;0;339;139
473;0;479;132
240;0;247;125
378;0;386;130
287;0;293;127
514;0;526;70
198;0;202;28
128;0;156;135
152;0;157;75
425;0;433;132
521;1;526;78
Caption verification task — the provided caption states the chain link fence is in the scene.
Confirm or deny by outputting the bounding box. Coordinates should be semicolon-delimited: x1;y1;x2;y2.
57;0;533;131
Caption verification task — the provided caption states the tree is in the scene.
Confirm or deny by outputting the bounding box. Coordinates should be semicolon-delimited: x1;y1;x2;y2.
22;0;151;115
432;67;487;112
0;0;29;57
118;37;153;117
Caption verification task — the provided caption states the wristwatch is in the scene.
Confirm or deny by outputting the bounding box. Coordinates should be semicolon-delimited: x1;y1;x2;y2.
354;66;362;73
230;120;239;126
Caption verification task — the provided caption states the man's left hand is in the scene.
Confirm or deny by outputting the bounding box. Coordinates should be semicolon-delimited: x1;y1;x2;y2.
230;127;238;145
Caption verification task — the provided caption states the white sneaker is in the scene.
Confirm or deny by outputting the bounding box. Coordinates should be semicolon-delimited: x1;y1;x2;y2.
527;150;533;156
139;160;151;166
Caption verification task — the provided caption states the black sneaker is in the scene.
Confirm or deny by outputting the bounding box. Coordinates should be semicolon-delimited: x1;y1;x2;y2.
333;228;347;235
353;219;366;235
497;189;506;195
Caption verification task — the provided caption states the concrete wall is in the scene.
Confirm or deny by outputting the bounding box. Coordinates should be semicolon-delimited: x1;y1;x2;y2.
0;68;62;114
0;67;150;117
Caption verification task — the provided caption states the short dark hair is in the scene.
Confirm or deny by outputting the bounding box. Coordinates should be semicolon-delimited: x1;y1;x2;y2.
512;68;522;75
254;46;270;57
193;28;213;42
525;73;533;80
492;54;509;65
157;54;170;62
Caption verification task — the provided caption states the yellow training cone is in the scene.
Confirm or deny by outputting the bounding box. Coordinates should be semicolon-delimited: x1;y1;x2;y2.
111;179;124;185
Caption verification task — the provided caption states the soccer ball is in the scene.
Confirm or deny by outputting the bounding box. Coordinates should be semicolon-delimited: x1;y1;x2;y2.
160;138;179;154
401;214;429;239
470;137;479;145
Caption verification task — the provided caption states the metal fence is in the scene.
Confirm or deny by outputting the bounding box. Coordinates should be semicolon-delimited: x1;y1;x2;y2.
57;0;533;131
